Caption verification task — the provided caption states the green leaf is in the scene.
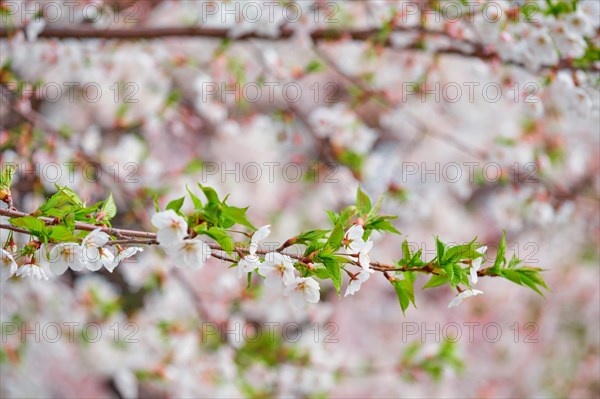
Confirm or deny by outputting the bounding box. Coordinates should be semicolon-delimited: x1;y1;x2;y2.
101;193;117;220
356;186;372;215
423;274;449;289
296;229;329;244
368;194;384;218
365;216;400;235
198;184;220;205
444;239;478;263
197;226;234;254
38;186;84;216
436;238;446;264
305;59;324;73
326;224;345;251
391;273;416;315
166;196;185;213
49;225;76;242
307;263;330;279
492;231;506;273
325;210;339;225
338;206;358;227
221;205;254;229
186;186;203;209
10;216;46;235
501;267;548;297
0;164;16;189
402;240;411;262
153;193;160;212
320;255;342;296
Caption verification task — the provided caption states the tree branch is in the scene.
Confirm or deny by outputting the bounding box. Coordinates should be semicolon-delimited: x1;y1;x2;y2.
0;26;596;72
0;206;496;278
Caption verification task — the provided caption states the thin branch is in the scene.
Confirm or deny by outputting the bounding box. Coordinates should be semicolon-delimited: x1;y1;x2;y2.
0;26;596;73
0;206;495;277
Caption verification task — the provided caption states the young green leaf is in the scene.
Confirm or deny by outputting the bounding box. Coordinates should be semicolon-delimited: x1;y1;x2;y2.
391;273;416;315
356;186;372;215
101;193;117;220
10;216;46;236
186;186;203;209
166;196;185;213
423;274;449;289
491;231;506;273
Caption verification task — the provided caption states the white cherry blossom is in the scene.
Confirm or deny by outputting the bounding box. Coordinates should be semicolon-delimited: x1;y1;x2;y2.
168;238;212;269
259;252;296;287
108;247;144;273
448;289;484;308
469;246;488;285
283;277;320;307
1;249;18;281
49;242;85;275
344;269;374;297
237;225;271;278
151;210;188;248
81;228;114;271
526;29;559;69
15;256;49;281
344;225;374;270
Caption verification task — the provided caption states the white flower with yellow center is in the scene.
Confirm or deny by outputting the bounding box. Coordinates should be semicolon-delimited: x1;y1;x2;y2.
151;210;188;248
259;252;295;287
49;243;85;275
81;228;114;271
283;277;320;307
168;238;211;269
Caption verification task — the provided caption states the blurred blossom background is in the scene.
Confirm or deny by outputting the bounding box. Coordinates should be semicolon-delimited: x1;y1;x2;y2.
0;0;599;398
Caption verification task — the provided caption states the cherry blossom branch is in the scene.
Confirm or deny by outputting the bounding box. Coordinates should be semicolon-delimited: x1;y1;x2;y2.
0;26;596;73
0;206;498;278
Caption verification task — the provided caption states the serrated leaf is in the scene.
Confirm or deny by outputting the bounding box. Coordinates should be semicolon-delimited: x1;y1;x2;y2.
186;186;203;209
320;255;342;296
423;274;449;289
436;238;446;264
326;224;344;251
444;239;478;263
49;225;76;242
325;210;339;225
0;164;16;189
368;194;384;217
198;226;234;255
492;231;506;272
221;205;254;229
166;196;185;213
308;263;330;279
356;186;372;215
391;274;416;315
296;229;329;244
101;193;117;220
10;216;46;235
198;184;220;205
338;206;358;227
402;240;411;262
366;216;400;235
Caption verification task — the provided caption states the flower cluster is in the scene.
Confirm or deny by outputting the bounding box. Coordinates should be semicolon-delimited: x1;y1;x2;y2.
1;228;143;282
151;210;212;268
